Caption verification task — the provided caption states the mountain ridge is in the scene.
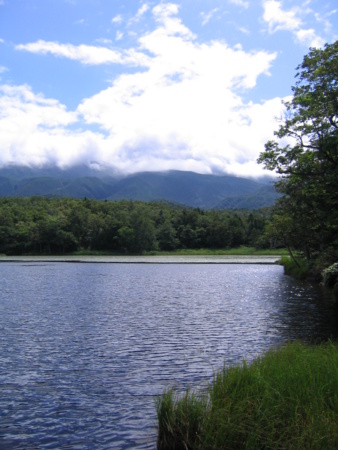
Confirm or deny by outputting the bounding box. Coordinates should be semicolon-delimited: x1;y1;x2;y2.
0;165;278;209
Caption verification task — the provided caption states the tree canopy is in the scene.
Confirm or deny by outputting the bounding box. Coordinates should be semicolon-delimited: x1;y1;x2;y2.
258;41;338;266
0;197;271;255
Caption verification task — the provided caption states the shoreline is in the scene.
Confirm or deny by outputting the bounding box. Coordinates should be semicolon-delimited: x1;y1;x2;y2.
0;254;281;264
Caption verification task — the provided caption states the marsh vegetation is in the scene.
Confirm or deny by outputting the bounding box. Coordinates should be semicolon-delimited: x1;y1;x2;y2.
157;341;338;450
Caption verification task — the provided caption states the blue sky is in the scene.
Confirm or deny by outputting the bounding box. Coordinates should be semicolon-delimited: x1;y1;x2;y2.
0;0;337;177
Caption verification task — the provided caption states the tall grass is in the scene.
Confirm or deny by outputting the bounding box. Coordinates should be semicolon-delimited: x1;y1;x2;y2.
279;255;310;279
148;247;288;257
156;389;208;450
69;247;289;257
156;341;338;450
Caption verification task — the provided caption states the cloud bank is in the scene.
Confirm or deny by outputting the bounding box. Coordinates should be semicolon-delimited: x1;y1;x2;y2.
1;3;290;177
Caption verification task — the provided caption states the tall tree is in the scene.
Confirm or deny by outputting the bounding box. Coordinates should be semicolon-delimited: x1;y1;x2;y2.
258;42;338;265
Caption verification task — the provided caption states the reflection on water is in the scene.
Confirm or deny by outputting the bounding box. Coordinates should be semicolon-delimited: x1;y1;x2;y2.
0;262;337;449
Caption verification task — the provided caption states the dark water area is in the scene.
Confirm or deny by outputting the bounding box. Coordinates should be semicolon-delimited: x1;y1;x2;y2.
0;261;337;449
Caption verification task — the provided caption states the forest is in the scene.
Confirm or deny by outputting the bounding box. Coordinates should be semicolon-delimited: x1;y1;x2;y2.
0;196;270;255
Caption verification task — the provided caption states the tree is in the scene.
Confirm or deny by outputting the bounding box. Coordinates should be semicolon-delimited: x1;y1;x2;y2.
157;219;179;251
258;41;338;265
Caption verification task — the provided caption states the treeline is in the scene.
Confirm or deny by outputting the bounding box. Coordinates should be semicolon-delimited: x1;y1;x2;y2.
0;197;271;255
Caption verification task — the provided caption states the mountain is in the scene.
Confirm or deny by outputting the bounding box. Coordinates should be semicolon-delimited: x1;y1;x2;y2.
0;164;120;199
214;184;279;210
107;171;278;208
8;176;118;199
0;165;279;209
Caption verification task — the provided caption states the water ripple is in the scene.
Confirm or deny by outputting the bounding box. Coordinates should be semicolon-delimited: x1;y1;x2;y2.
0;262;337;448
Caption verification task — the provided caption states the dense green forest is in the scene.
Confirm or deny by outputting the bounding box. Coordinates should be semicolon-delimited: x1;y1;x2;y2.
0;197;270;255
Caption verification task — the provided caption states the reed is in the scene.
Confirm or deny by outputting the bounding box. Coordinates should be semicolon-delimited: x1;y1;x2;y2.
156;341;338;450
156;389;208;450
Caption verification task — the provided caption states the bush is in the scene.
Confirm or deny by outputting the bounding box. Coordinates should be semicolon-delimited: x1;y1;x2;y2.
323;262;338;287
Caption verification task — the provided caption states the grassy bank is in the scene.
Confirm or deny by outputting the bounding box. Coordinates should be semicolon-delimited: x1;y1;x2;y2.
278;255;311;279
64;247;288;257
145;247;289;257
156;341;338;450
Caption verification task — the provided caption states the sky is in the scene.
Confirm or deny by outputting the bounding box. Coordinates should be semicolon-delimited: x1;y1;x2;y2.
0;0;337;178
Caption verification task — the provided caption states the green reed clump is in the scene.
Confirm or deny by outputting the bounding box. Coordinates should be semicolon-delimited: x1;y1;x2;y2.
156;341;338;450
279;255;310;279
156;388;208;450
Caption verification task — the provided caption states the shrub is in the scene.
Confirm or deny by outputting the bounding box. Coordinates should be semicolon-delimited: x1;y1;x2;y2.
323;262;338;287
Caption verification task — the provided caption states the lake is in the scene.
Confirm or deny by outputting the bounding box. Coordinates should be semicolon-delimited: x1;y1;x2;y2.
0;257;337;449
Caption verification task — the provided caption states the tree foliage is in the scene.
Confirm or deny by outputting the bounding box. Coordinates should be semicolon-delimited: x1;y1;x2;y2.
0;197;271;255
258;41;338;265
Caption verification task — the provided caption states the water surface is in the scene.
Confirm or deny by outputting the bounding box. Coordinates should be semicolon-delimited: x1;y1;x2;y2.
0;261;336;449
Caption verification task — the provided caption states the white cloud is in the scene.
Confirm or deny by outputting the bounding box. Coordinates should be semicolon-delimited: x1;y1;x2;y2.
16;40;150;66
126;3;150;26
0;67;7;86
0;84;91;167
315;9;337;35
76;4;280;176
201;8;219;26
238;26;250;35
262;0;326;48
134;3;149;20
116;31;123;41
263;0;301;32
228;0;249;8
296;29;325;48
111;14;123;24
150;3;195;40
0;66;8;82
95;38;113;46
153;3;179;18
2;2;285;176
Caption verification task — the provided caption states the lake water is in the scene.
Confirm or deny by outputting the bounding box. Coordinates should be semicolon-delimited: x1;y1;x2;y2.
0;258;337;449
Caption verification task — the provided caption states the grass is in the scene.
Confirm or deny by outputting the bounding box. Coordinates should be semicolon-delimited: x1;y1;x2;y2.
279;255;311;279
71;249;120;256
146;247;289;257
156;341;338;450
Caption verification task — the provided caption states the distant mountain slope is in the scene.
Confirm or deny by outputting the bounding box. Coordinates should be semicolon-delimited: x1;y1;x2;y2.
0;166;278;209
0;176;15;196
108;171;277;208
214;185;280;210
9;176;118;199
